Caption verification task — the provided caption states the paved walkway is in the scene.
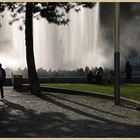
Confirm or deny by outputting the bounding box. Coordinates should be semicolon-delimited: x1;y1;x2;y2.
0;87;140;137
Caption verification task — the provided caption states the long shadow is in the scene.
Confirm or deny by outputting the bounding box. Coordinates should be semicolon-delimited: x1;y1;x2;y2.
0;99;26;111
36;94;140;128
45;92;126;118
0;97;140;137
1;109;139;137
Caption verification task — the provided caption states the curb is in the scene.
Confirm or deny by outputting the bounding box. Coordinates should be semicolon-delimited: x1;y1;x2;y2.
41;87;140;110
120;97;140;110
41;86;114;99
22;85;140;110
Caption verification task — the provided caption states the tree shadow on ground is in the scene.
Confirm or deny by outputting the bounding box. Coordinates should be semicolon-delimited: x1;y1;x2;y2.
46;93;126;118
0;99;26;111
0;96;140;137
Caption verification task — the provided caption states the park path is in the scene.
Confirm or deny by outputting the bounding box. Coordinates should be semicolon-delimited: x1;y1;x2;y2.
0;86;140;137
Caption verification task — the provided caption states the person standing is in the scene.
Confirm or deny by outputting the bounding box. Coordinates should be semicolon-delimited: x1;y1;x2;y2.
0;64;6;98
108;70;114;84
95;67;103;84
87;70;93;84
123;61;132;83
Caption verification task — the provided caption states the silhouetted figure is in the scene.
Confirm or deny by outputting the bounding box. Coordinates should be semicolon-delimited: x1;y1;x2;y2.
95;67;103;84
108;70;114;84
123;61;132;83
0;64;6;98
87;71;93;84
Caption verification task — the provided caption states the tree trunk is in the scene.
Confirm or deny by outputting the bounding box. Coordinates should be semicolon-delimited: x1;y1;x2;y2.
25;2;41;95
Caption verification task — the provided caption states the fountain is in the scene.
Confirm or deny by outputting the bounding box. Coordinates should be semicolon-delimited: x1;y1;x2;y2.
0;3;113;70
34;3;110;70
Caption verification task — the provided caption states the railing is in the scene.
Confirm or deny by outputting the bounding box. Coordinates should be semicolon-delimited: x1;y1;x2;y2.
4;76;140;86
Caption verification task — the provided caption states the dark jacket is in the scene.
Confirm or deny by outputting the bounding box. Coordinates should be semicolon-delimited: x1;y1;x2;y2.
0;68;6;80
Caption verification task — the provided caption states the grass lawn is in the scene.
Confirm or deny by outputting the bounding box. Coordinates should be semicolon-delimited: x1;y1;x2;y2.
41;84;140;102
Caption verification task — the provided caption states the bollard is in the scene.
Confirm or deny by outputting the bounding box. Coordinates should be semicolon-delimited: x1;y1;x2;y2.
13;75;22;92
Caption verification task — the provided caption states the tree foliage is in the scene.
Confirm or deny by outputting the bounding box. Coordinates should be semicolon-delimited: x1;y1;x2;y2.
0;2;96;28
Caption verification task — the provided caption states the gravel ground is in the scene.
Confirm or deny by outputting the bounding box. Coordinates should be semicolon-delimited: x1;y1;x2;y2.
0;87;140;137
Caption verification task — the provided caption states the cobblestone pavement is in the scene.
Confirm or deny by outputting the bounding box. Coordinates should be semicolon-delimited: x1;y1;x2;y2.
0;87;140;137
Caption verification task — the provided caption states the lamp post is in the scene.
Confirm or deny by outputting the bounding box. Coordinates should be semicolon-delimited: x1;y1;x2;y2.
114;3;120;105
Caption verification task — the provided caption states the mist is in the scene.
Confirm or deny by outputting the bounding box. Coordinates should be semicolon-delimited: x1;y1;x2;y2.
120;17;140;67
0;3;140;71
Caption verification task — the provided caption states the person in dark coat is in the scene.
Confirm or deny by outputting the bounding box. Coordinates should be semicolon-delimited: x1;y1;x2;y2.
0;64;6;98
108;70;114;84
95;67;103;84
123;61;132;83
87;70;93;84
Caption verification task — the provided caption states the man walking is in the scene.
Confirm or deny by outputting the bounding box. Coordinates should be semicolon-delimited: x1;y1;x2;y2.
0;64;6;98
